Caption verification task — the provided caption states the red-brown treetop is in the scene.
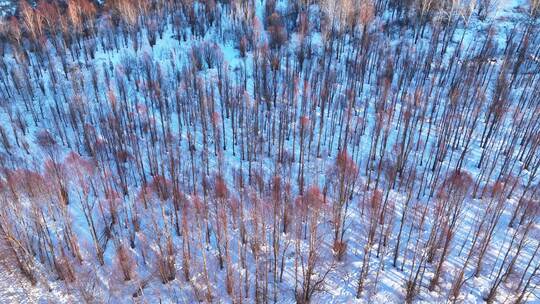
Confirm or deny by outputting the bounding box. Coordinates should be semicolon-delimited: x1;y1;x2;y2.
215;174;228;199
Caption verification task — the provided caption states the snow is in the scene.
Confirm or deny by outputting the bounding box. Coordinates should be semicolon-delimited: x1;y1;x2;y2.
0;0;539;303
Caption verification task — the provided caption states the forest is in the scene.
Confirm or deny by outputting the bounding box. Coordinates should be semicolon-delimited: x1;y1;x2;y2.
0;0;539;303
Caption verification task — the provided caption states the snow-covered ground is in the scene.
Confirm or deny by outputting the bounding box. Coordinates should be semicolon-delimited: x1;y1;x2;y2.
0;0;539;303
